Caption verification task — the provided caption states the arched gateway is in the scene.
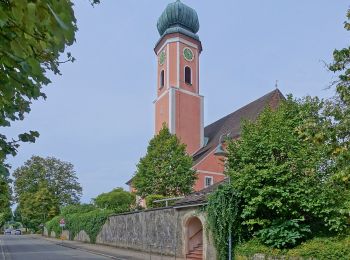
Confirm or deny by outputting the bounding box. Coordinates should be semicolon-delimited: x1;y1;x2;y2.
185;216;203;259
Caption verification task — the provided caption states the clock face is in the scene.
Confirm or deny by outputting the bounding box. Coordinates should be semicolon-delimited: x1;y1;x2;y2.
183;47;194;61
159;51;166;65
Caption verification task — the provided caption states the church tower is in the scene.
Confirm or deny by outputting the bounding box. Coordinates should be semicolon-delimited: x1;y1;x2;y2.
154;0;204;155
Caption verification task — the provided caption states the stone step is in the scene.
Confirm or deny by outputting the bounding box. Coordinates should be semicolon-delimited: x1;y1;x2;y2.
186;256;203;260
186;251;203;260
187;251;202;257
186;243;203;260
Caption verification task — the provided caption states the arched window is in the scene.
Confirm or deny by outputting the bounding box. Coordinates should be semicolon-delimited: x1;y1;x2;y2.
160;70;165;88
185;66;192;85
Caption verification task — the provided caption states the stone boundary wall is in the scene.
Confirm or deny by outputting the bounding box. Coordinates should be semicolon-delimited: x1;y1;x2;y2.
96;207;186;256
74;230;91;243
43;227;48;237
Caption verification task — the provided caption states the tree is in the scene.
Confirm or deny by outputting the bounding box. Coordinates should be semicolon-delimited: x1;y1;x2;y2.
0;174;12;228
133;125;196;197
60;204;96;216
227;98;349;245
0;0;100;176
13;156;82;206
13;156;82;229
20;182;59;231
325;8;350;187
93;188;135;213
207;97;350;257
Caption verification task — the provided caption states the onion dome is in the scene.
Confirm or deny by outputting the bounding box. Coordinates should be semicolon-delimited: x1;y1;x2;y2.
157;0;200;40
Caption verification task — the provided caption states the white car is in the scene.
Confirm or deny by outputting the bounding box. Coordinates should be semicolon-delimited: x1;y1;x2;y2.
4;229;11;235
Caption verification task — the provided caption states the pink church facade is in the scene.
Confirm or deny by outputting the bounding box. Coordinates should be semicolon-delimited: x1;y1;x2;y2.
128;0;284;193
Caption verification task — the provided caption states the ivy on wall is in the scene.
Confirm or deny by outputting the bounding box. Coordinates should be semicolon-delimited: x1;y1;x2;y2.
206;183;245;260
46;209;112;243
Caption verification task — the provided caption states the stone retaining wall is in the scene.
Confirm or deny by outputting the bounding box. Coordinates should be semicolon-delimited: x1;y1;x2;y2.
96;207;185;256
44;207;217;259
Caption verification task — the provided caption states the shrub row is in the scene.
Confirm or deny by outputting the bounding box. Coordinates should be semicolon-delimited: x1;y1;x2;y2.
235;235;350;260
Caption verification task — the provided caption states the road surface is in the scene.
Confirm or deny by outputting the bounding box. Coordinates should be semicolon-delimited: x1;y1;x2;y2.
0;235;110;260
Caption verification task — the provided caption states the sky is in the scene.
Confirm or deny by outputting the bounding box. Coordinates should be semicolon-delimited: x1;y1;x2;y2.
4;0;349;203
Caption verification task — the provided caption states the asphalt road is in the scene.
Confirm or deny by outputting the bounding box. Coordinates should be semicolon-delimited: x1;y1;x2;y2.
0;235;110;260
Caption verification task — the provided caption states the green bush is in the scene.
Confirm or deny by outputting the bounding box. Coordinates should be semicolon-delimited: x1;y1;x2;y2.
93;188;135;213
235;235;350;260
145;194;166;208
46;216;61;238
256;219;311;249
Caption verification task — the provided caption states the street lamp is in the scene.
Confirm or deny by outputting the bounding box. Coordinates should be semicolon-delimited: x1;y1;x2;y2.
214;133;230;156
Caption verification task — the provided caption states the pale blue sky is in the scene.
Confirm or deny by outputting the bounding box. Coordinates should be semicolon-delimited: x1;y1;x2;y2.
5;0;349;203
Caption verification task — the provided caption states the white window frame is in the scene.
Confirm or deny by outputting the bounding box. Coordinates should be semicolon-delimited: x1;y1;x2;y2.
204;176;213;188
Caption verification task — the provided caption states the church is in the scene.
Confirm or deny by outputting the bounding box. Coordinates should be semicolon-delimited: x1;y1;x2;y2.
128;0;284;193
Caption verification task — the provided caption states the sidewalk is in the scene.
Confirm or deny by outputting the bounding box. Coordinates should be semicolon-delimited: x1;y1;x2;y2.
33;235;184;260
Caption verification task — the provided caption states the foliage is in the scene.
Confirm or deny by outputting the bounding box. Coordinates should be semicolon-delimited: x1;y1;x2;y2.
13;206;22;223
0;173;12;227
235;236;350;260
61;204;96;215
227;98;349;235
20;182;59;231
14;156;82;206
133;125;196;197
0;0;78;175
4;221;22;230
46;206;112;243
323;8;350;189
45;215;61;237
13;156;82;230
207;97;350;258
0;0;101;176
256;219;311;249
93;188;135;213
145;194;167;208
206;183;245;260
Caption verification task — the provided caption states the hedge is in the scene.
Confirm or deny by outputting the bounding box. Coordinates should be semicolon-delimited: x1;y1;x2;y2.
235;235;350;260
46;209;112;243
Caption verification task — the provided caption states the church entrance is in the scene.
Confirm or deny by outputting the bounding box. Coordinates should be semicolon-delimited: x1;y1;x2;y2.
186;217;203;259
